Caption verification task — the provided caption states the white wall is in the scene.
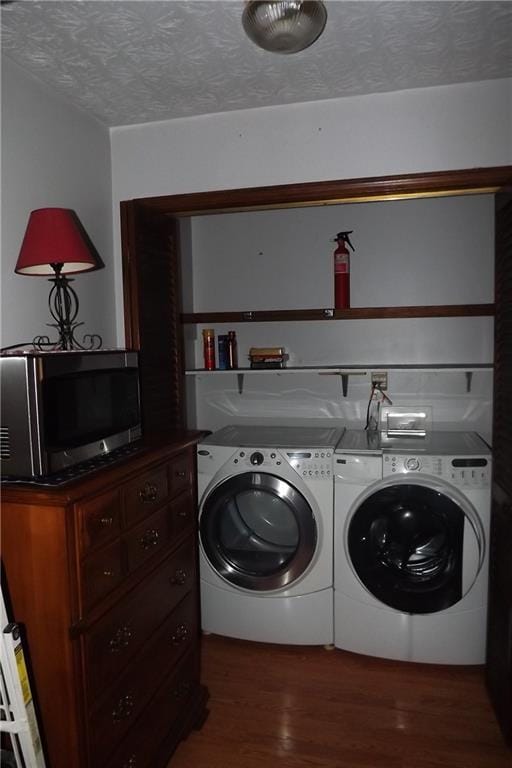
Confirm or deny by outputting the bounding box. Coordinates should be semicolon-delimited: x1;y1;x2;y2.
189;196;495;313
110;78;510;441
184;195;494;440
111;78;511;343
1;58;115;349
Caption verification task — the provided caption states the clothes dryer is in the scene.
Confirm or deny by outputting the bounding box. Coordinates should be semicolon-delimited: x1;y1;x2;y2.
334;430;491;664
197;425;343;645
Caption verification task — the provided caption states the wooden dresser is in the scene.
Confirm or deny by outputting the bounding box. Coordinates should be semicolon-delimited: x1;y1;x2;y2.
1;434;208;768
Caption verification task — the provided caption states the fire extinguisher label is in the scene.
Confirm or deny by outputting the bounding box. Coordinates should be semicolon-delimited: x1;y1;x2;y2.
335;262;348;274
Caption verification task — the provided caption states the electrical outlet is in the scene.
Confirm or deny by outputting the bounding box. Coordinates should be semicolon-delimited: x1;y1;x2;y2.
371;371;388;390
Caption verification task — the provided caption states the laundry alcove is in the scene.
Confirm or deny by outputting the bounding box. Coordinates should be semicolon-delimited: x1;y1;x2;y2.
120;165;512;742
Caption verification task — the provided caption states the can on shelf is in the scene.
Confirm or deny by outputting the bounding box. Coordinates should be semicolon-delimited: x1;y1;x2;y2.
202;328;216;370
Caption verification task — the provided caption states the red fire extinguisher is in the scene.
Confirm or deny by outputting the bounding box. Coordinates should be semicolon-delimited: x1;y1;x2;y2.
333;230;355;309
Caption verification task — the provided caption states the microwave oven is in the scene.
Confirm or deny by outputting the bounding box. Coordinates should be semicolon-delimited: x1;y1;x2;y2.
0;349;142;479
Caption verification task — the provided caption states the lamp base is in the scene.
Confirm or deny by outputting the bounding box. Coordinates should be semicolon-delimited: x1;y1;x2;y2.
36;266;102;351
33;328;102;352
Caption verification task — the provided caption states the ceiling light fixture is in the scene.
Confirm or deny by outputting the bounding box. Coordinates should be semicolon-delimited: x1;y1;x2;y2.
242;1;327;54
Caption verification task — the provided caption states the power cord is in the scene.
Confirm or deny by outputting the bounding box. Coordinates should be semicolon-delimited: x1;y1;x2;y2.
364;384;393;430
364;384;376;430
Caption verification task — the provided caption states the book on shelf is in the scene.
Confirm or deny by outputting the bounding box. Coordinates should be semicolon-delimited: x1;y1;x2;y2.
248;345;288;369
249;360;287;369
248;347;285;357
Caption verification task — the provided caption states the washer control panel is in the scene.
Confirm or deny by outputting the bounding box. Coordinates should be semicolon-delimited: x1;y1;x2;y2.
404;457;420;472
383;453;491;487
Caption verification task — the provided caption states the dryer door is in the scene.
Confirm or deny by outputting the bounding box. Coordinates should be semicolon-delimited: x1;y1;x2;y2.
200;472;317;591
348;481;483;614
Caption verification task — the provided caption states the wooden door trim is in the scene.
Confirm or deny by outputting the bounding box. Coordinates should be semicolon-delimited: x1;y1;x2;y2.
120;200;140;351
126;166;512;216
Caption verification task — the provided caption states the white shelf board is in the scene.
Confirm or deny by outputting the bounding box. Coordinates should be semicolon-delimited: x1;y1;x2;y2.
185;367;366;375
185;364;493;396
185;364;493;375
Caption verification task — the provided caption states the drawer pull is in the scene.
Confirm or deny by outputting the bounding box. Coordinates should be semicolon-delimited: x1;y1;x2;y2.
103;569;115;577
170;568;187;586
100;516;114;527
138;482;158;503
172;680;192;700
177;507;189;518
122;756;137;768
109;626;132;653
170;623;189;646
139;528;160;550
176;470;186;479
112;694;135;723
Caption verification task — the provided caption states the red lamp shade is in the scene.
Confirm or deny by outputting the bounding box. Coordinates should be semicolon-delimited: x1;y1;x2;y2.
15;208;101;276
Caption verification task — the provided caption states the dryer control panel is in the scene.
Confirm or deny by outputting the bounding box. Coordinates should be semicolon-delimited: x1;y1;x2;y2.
230;448;333;479
284;450;333;479
383;453;491;487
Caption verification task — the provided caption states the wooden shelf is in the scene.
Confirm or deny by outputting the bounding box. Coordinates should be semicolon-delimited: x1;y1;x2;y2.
181;304;495;324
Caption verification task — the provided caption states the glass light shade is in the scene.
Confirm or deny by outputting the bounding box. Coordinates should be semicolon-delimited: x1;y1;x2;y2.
242;1;327;54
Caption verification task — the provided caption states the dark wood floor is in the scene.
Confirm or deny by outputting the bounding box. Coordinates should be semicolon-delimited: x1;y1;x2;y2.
170;633;511;768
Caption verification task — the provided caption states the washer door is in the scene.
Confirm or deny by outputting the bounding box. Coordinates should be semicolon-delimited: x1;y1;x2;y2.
200;471;317;591
348;481;483;614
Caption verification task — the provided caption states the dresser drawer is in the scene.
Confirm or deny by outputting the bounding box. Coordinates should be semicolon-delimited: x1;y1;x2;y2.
172;490;195;541
88;595;198;761
123;466;169;526
81;540;124;611
124;505;172;573
84;535;197;703
169;451;192;497
101;649;200;768
79;489;122;555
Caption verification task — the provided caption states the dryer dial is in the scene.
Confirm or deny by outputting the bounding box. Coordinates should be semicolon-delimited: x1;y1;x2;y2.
250;451;264;466
405;457;420;472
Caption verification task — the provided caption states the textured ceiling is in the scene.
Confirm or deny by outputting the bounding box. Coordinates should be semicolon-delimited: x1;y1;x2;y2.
2;1;512;128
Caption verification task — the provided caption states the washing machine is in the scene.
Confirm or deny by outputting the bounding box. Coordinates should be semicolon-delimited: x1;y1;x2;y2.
334;430;491;664
197;424;343;645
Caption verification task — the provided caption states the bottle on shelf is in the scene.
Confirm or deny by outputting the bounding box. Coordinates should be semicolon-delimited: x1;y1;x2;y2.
202;328;216;370
218;334;228;370
227;331;238;369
